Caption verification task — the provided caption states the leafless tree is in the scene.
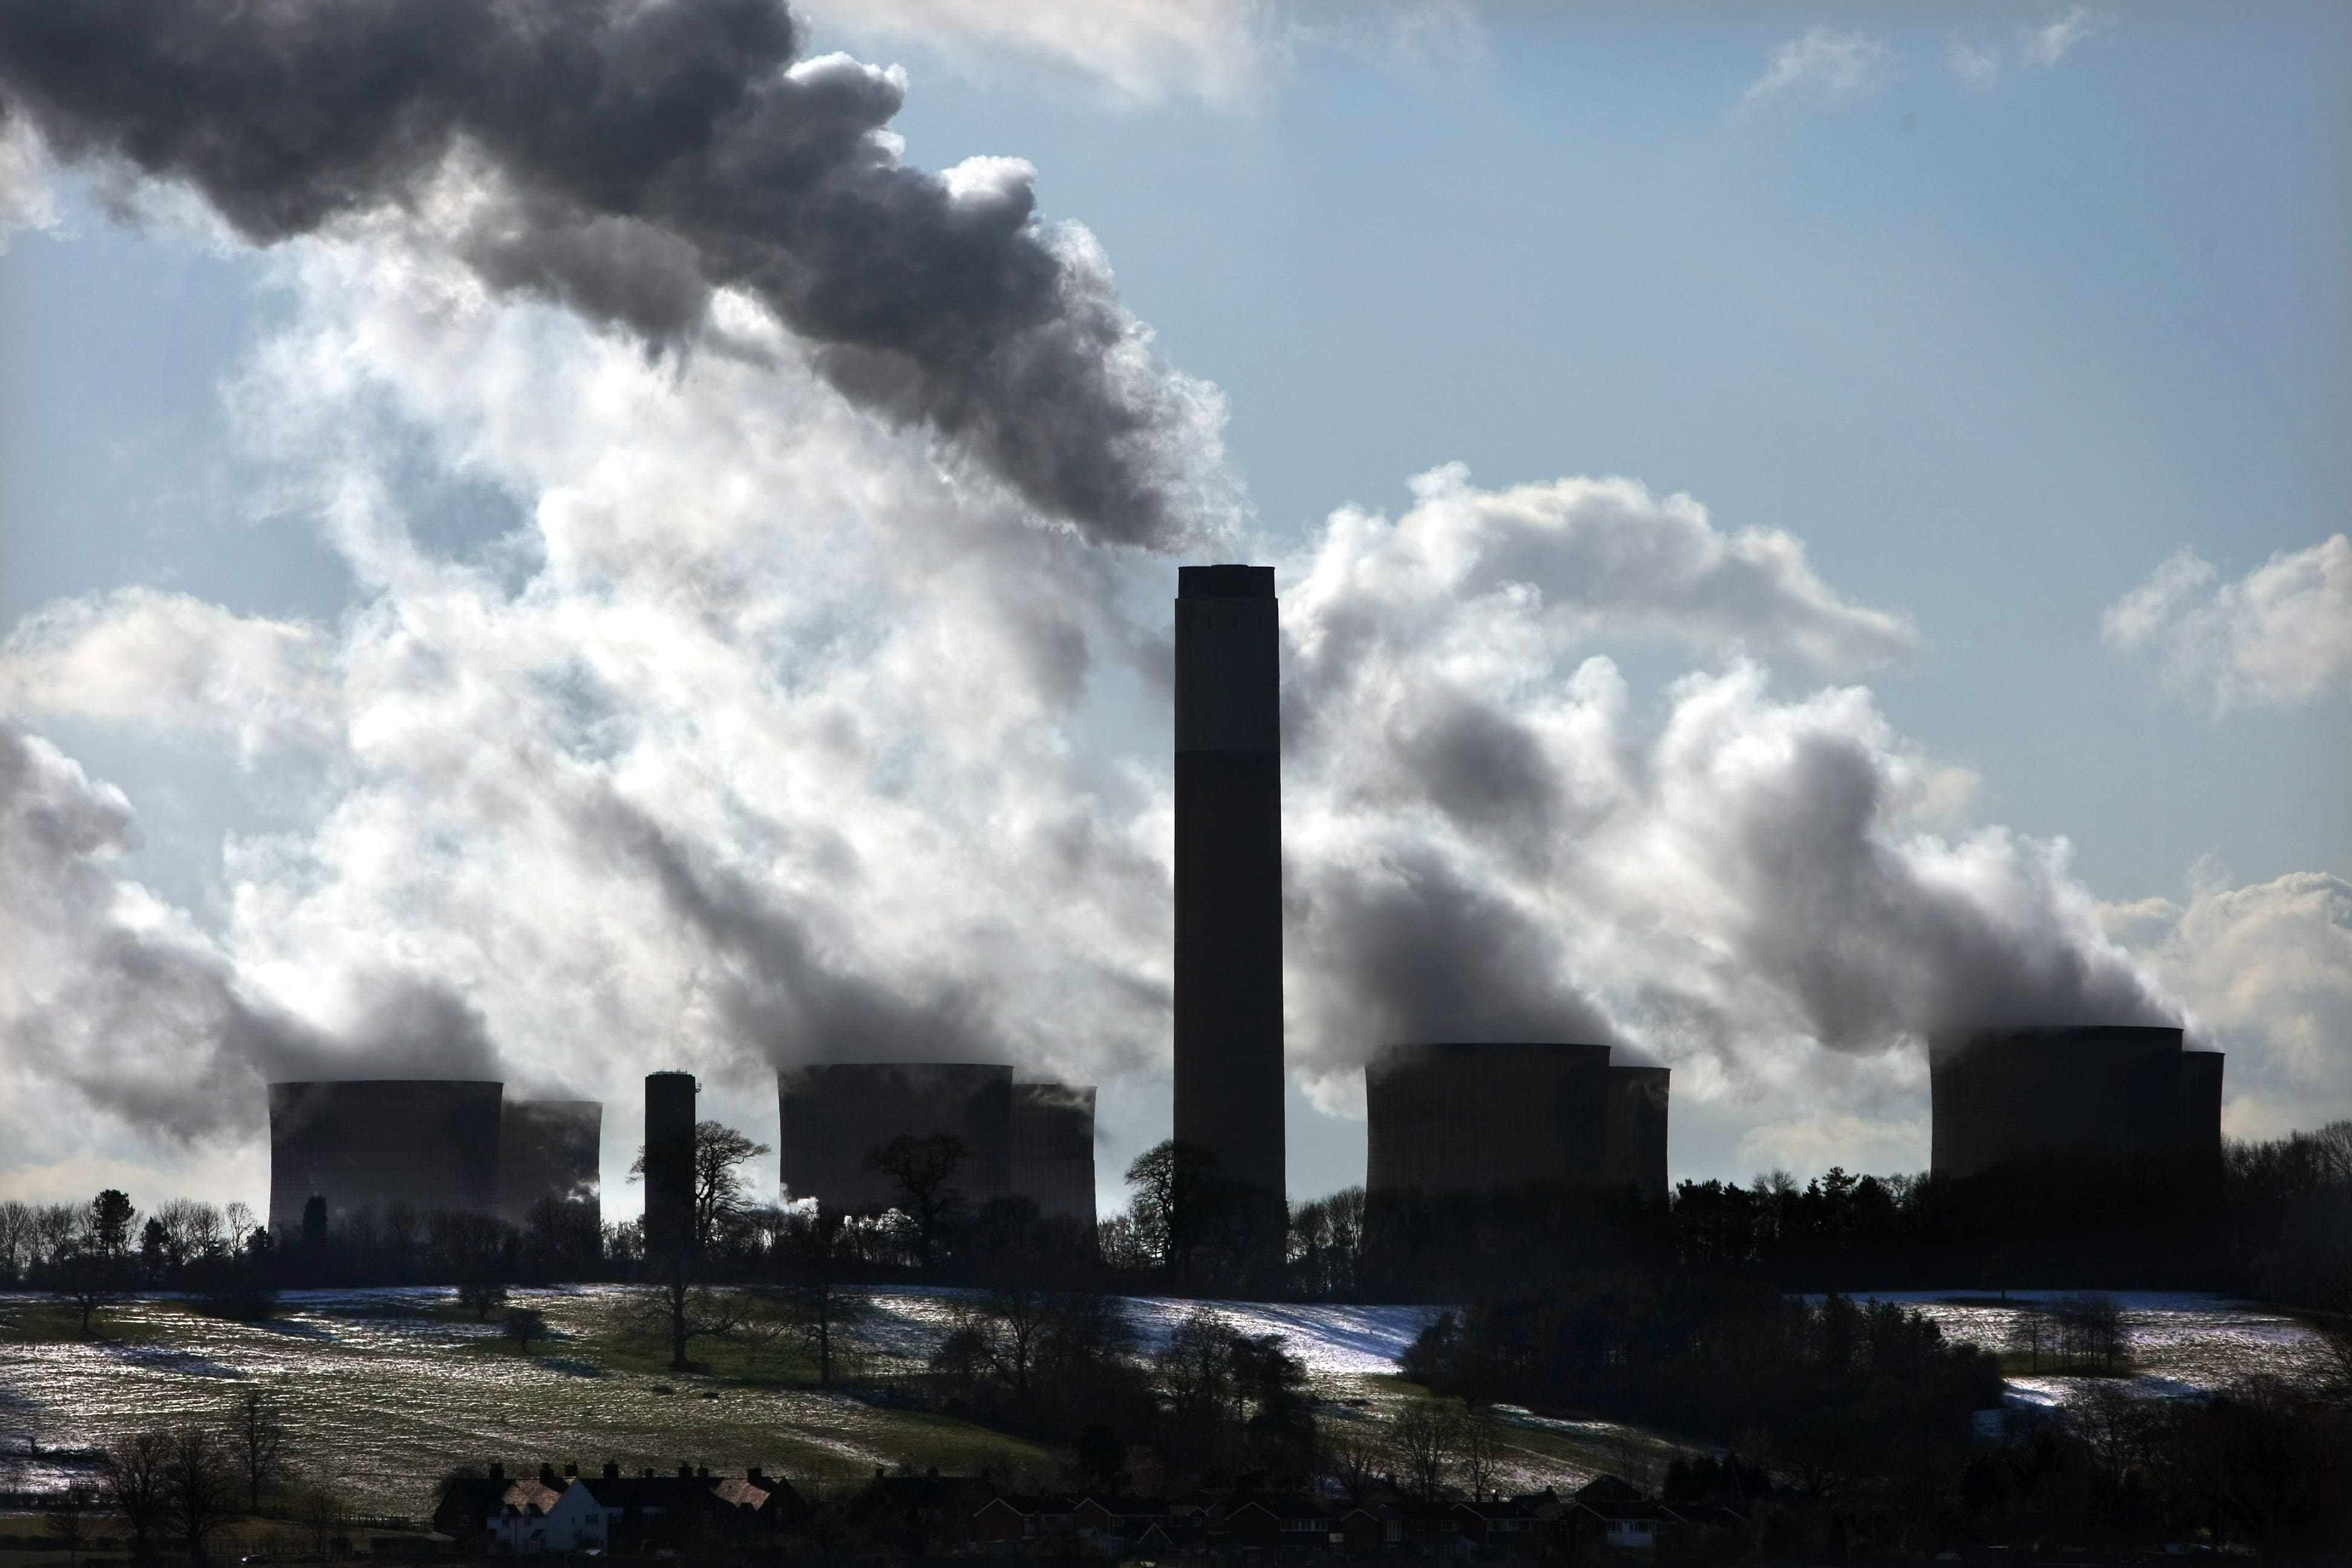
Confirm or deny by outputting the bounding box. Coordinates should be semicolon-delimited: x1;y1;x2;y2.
1322;1420;1386;1496
166;1424;241;1562
1388;1400;1459;1500
47;1491;93;1567
228;1386;288;1514
866;1133;970;1273
1456;1405;1506;1500
100;1431;172;1558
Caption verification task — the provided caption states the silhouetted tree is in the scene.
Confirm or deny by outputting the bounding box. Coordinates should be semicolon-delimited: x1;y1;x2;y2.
228;1386;287;1514
866;1132;970;1273
100;1431;171;1558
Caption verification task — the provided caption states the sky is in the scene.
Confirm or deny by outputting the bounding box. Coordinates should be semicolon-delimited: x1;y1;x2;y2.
1;0;2347;1221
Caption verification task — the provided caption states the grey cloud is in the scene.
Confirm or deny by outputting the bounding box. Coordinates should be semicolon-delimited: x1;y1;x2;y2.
580;785;1002;1070
1288;846;1618;1071
1;722;504;1141
0;0;1224;546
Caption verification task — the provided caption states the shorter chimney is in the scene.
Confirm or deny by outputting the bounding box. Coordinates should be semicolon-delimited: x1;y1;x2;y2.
603;1462;620;1481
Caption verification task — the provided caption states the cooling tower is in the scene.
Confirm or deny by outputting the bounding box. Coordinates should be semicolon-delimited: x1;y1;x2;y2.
1011;1083;1097;1225
1172;564;1285;1212
1602;1065;1672;1204
1365;1044;1613;1194
776;1063;1013;1215
1929;1025;2220;1180
267;1080;502;1232
497;1099;603;1229
642;1071;697;1256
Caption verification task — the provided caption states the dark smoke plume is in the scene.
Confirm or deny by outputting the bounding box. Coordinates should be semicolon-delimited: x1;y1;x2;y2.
0;0;1218;545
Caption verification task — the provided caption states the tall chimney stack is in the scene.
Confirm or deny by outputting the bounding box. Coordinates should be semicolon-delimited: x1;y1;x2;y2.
1172;564;1285;1223
642;1071;697;1257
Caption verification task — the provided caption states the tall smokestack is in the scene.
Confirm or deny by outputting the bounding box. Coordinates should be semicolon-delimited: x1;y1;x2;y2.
1173;564;1285;1218
642;1071;697;1256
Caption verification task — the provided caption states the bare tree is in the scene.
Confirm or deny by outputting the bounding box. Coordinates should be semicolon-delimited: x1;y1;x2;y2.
1389;1400;1460;1500
629;1121;771;1253
228;1386;288;1514
293;1477;344;1557
866;1133;970;1273
166;1425;241;1563
1322;1421;1386;1496
47;1491;92;1568
100;1431;172;1558
1456;1406;1506;1500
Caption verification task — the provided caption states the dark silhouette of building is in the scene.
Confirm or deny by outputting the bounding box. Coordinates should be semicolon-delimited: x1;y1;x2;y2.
1604;1065;1673;1204
267;1080;502;1232
1173;563;1285;1214
497;1099;603;1229
777;1063;1013;1215
1930;1024;2223;1181
642;1071;697;1255
1364;1044;1671;1200
1011;1083;1097;1225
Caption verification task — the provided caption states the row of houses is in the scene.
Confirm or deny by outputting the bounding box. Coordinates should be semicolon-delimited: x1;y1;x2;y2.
434;1463;1752;1558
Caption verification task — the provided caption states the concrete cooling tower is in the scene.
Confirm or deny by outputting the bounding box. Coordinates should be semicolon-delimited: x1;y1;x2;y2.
777;1063;1013;1215
1011;1083;1097;1226
1172;564;1286;1214
1364;1044;1671;1201
497;1099;603;1229
267;1080;503;1232
1929;1024;2223;1181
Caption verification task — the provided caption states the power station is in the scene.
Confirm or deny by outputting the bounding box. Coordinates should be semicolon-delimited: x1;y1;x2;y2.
267;1080;506;1232
641;1071;698;1256
497;1099;603;1229
1172;564;1286;1213
1930;1024;2223;1181
1011;1083;1098;1226
775;1065;1095;1225
1362;1044;1671;1203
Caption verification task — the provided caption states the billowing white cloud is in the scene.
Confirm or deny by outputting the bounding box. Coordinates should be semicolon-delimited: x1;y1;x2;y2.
797;0;1269;109
0;141;2236;1204
2102;535;2352;714
1745;28;1891;105
2104;865;2352;1138
2023;5;2109;69
0;588;341;765
0;108;56;246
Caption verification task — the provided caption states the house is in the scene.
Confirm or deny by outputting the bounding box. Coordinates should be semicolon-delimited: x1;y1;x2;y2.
1393;1500;1469;1553
492;1472;610;1555
1552;1477;1665;1556
1335;1503;1400;1549
704;1467;811;1543
849;1468;995;1552
972;1494;1082;1548
1223;1494;1337;1550
1452;1498;1540;1552
432;1463;523;1546
1071;1495;1171;1537
1658;1501;1749;1558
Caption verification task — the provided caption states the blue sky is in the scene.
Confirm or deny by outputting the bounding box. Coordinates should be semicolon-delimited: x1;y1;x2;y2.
1;0;2346;1214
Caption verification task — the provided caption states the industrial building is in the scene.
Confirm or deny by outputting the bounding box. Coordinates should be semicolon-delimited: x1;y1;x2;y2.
1364;1044;1671;1203
1011;1083;1097;1226
267;1080;503;1232
777;1063;1014;1215
1930;1024;2223;1181
642;1071;698;1256
497;1099;604;1229
1172;564;1286;1214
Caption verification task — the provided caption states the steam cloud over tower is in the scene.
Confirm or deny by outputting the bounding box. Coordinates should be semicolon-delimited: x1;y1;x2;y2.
497;1099;603;1229
1173;564;1285;1210
642;1071;697;1256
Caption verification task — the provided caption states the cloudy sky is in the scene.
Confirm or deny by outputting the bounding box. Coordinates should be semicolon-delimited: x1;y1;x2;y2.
1;0;2347;1219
